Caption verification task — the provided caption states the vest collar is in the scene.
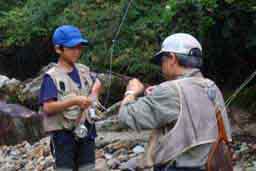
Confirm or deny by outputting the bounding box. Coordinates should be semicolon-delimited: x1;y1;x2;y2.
54;64;85;90
55;64;76;74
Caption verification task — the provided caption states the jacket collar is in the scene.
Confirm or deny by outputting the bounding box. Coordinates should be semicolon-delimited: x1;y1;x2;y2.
176;68;203;80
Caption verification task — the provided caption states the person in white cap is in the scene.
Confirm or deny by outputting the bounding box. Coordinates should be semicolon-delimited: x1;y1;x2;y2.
118;33;232;171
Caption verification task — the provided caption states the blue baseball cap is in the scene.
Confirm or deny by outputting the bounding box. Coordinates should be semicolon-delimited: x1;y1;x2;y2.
52;25;88;48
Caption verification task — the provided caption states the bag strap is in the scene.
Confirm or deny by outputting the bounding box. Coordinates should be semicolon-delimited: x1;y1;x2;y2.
207;108;233;171
215;109;229;143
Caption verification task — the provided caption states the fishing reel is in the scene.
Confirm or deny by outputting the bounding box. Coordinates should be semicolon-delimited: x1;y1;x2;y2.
74;124;88;139
88;95;101;121
73;95;100;139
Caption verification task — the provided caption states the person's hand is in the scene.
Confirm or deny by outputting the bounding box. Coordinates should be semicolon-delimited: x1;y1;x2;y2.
126;79;145;96
73;96;92;109
144;85;156;95
91;79;102;97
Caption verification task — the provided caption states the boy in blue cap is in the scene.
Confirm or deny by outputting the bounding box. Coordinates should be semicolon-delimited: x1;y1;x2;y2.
39;25;102;171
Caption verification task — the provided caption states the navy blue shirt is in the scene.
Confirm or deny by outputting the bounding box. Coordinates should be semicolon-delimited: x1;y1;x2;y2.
39;66;97;139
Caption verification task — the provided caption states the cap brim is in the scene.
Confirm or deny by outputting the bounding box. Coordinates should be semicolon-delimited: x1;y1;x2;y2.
151;51;166;65
63;38;89;48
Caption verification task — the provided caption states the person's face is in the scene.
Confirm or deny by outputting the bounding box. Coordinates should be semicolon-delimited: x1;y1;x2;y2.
56;44;84;64
161;53;177;80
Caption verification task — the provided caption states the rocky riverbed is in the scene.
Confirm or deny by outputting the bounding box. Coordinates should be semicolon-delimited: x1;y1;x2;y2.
1;67;256;171
0;132;256;171
0;130;150;171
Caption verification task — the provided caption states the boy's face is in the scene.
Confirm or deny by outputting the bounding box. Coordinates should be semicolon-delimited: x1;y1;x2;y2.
56;44;84;64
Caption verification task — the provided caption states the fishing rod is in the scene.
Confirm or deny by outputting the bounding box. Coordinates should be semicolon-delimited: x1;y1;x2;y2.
104;0;134;106
225;69;256;107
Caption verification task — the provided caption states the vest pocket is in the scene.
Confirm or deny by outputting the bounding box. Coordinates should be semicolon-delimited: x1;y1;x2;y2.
63;106;81;120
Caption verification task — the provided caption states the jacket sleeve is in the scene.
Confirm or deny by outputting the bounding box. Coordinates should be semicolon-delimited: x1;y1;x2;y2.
118;81;181;130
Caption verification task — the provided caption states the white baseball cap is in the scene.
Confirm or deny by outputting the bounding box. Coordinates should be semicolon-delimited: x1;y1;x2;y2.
152;33;202;64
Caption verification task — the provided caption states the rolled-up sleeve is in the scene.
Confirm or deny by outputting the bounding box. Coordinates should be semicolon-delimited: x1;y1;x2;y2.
118;81;180;130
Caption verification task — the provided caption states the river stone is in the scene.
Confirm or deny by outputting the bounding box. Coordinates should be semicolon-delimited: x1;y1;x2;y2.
0;101;44;145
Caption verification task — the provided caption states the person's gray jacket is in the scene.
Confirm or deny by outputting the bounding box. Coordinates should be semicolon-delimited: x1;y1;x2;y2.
118;69;232;168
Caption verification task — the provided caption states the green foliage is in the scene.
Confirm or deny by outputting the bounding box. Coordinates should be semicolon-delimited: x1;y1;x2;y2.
0;0;25;13
164;0;218;38
0;0;255;110
0;0;72;46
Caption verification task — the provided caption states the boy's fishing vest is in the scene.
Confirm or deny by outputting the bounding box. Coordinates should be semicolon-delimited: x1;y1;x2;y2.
41;63;93;133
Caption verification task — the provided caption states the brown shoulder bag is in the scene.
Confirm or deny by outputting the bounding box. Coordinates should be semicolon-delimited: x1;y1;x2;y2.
206;109;233;171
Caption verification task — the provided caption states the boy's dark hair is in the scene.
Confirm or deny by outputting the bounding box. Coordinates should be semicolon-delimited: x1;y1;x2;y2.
55;45;64;51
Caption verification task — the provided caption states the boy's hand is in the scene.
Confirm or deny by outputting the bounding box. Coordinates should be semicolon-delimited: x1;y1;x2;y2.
73;96;92;109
